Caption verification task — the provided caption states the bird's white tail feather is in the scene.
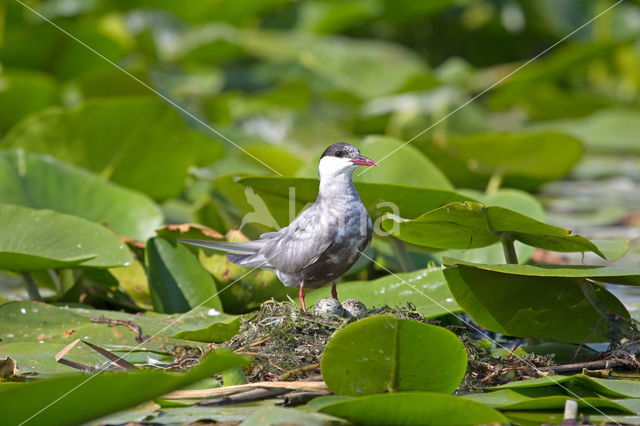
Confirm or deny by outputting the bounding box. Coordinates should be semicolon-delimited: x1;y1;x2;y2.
179;239;263;255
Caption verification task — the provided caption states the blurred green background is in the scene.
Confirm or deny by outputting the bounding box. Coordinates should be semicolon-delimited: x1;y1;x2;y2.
1;0;640;311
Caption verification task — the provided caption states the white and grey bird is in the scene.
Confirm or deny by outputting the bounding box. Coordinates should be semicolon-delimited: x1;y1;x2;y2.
181;142;377;312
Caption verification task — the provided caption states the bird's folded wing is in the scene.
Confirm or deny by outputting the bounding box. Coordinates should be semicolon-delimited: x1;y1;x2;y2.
259;216;334;273
179;239;265;255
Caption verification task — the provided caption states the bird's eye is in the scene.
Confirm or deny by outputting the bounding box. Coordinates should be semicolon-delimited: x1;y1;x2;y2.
335;150;345;157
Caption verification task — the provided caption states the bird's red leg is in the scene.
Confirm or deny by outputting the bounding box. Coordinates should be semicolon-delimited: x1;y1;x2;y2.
298;283;307;312
331;280;338;300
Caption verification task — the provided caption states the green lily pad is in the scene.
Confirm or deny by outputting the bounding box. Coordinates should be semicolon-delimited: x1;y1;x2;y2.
306;267;461;318
241;30;429;99
171;316;241;343
443;261;640;285
443;260;631;343
241;406;343;426
311;393;507;425
354;135;452;189
489;374;640;399
417;132;583;190
146;238;223;314
0;349;248;426
0;70;59;134
0;342;103;376
1;97;223;200
0;301;237;354
533;108;640;154
321;316;467;395
436;189;544;264
241;144;305;176
0;203;131;270
465;389;633;413
0;149;162;241
383;201;608;259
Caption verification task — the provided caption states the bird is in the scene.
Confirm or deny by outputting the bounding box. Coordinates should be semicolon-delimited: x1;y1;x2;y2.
180;142;377;312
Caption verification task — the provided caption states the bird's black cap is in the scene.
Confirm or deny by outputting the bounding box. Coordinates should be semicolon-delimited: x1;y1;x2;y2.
320;142;360;159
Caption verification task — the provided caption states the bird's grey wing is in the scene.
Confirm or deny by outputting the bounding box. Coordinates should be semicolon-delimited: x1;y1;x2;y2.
259;230;283;239
179;239;266;254
258;209;334;273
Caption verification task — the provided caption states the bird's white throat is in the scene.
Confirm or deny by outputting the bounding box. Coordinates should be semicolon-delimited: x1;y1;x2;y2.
317;156;358;199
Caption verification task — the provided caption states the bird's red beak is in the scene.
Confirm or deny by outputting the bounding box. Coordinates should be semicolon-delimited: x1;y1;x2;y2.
351;155;378;167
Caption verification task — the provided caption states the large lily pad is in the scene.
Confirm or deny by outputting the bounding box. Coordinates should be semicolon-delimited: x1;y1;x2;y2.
464;389;632;413
0;301;237;356
241;30;429;99
146;238;223;314
532;108;640;154
0;349;248;426
436;189;544;264
311;393;507;425
0;341;106;376
0;203;131;270
0;149;162;240
443;261;640;285
321;316;467;395
306;267;461;318
489;374;640;399
443;260;631;343
241;406;342;426
383;201;608;259
0;70;59;134
354;135;452;189
417;132;583;190
1;97;223;200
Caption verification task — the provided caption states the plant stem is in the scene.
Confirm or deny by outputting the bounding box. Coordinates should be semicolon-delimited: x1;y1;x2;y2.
500;235;518;264
485;172;503;194
21;272;43;301
390;238;414;272
60;269;76;294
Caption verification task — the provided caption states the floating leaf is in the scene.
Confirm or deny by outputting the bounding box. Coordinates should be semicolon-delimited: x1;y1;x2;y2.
354;135;452;189
321;316;467;395
443;260;631;343
464;389;632;413
0;203;131;270
0;349;248;426
533;108;640;154
146;237;223;314
1;97;223;200
241;406;341;426
384;202;607;259
489;374;640;399
171;317;241;343
311;393;507;425
0;301;238;363
306;267;460;318
436;189;544;264
0;71;58;134
241;144;305;176
0;149;162;240
0;342;110;376
241;30;430;98
444;261;640;284
417;132;583;190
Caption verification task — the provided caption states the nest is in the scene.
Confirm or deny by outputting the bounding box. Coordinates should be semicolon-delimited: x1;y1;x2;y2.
210;299;565;388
